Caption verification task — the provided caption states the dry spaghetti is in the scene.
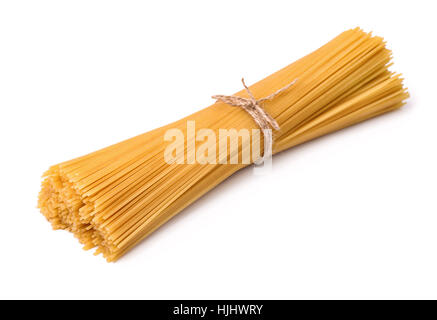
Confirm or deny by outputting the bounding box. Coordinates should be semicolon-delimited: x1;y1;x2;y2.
38;28;409;261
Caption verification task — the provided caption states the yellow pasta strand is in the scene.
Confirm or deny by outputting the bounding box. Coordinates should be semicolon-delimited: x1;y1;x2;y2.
38;28;409;262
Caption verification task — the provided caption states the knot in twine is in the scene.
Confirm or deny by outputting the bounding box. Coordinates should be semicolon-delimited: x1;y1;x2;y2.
212;78;297;164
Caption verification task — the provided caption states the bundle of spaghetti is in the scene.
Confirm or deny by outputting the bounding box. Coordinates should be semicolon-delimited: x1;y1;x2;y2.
38;28;409;261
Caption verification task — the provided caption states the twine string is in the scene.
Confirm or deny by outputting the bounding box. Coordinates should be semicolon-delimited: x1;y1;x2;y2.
212;78;297;164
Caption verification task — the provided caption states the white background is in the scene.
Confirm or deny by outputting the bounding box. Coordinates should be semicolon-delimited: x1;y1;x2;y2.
0;0;436;299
